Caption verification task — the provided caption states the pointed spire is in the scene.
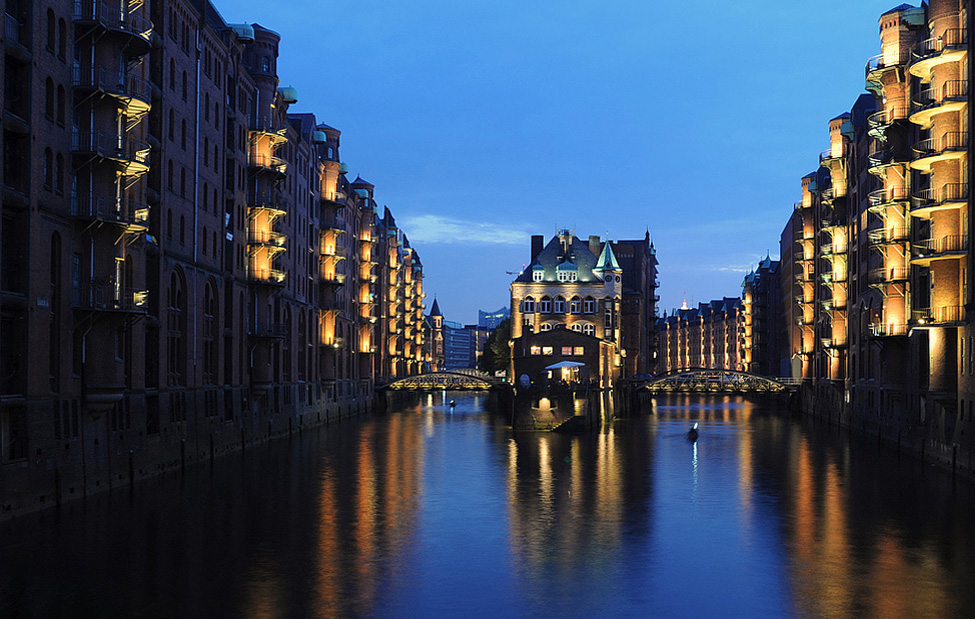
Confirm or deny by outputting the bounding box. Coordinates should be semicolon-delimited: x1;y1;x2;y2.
595;241;621;272
429;297;442;317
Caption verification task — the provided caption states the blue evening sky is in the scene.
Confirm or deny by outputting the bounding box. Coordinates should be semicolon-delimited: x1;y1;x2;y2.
224;0;900;324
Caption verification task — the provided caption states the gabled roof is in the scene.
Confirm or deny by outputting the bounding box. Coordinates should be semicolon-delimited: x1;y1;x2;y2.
429;298;442;317
513;234;601;283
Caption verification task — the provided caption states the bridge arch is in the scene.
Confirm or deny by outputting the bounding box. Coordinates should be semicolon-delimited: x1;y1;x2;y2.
636;368;794;394
381;371;498;392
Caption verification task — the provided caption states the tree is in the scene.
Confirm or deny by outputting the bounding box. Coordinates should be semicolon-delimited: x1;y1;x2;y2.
478;318;510;375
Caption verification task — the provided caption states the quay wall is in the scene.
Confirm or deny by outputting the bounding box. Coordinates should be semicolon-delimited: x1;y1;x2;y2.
801;383;975;482
0;386;375;521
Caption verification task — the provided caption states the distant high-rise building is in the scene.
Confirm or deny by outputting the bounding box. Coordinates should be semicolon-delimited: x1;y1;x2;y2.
478;307;509;330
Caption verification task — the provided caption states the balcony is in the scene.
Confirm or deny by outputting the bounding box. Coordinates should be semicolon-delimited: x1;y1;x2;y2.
821;338;848;349
866;227;909;246
249;124;288;147
912;235;968;266
821;271;848;284
869;322;909;337
866;144;910;177
912;306;964;326
72;66;151;118
819;146;846;168
72;130;151;177
910;79;968;128
249;322;288;339
72;195;149;232
72;284;148;312
73;0;152;56
322;190;348;208
247;230;287;249
910;28;968;81
320;272;346;286
248;153;288;177
867;107;909;138
249;268;286;286
867;267;910;287
821;243;847;258
911;182;968;218
865;50;912;83
249;192;287;219
911;131;967;173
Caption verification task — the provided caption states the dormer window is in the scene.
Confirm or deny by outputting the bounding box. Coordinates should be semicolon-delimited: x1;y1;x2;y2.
532;265;544;282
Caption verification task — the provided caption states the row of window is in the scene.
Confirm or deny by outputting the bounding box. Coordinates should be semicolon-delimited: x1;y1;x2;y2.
532;270;579;282
521;295;614;314
530;346;586;356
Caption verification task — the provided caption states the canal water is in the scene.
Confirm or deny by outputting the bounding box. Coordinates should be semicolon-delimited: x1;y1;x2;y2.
2;393;974;618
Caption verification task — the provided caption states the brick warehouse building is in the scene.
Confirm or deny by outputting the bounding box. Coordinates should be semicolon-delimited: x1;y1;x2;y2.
0;0;426;516
768;0;975;477
509;230;658;388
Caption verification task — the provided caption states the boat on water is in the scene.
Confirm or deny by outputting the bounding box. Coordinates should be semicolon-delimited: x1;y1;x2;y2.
688;422;699;441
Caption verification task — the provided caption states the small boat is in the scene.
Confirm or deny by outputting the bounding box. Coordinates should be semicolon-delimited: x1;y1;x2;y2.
449;400;456;408
688;422;699;441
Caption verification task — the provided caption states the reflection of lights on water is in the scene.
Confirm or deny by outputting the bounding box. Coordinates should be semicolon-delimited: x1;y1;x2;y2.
692;440;699;492
426;394;433;408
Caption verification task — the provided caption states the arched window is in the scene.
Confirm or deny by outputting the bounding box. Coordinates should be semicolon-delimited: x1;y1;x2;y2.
43;148;53;189
260;56;270;72
167;269;187;386
57;19;66;59
182;71;188;100
202;281;217;384
56;86;65;124
181;119;187;149
46;10;55;51
583;296;596;313
55;154;64;194
522;296;535;313
570;296;582;313
169;109;175;141
539;296;552;313
167;209;173;239
540;323;553;332
570;323;582;332
180;215;185;245
202;226;208;255
45;78;54;119
167;160;174;190
205;93;210;121
554;296;565;313
583;323;595;337
170;59;176;91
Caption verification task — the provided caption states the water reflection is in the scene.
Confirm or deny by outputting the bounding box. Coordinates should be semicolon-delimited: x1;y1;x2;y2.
0;393;973;617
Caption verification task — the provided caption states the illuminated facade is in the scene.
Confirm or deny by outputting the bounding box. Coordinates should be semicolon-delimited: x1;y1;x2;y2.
658;298;744;373
510;230;657;387
774;0;974;477
0;0;425;516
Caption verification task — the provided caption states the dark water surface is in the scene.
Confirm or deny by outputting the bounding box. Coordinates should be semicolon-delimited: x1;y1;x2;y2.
2;393;974;618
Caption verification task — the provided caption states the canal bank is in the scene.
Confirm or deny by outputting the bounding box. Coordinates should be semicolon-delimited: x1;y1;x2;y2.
801;382;975;483
0;388;377;522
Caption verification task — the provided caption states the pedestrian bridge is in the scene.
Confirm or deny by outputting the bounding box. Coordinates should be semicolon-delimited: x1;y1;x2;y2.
380;370;502;392
636;369;797;394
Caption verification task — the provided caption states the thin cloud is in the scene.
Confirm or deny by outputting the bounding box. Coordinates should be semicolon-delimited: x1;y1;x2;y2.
400;214;530;245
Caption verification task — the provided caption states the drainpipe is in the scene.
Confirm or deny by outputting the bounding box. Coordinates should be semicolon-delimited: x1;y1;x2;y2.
192;25;202;379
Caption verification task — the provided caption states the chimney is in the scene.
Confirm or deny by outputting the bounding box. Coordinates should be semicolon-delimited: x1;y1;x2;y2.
589;235;601;257
531;235;544;262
